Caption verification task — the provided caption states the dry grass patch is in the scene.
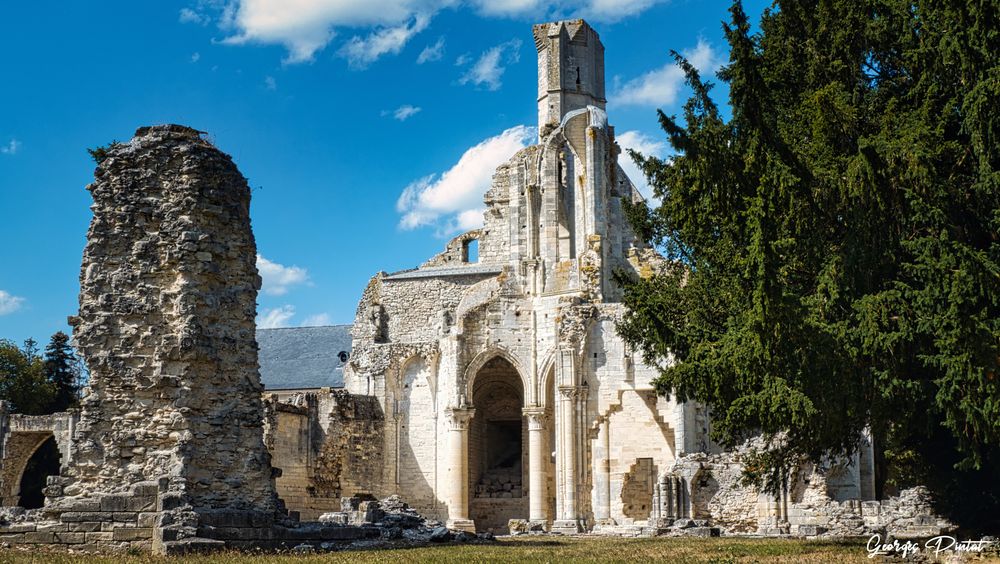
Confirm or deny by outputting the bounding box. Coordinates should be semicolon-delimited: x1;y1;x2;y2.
0;535;997;563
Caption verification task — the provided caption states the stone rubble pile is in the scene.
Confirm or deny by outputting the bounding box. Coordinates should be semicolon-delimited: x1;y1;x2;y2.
319;495;495;546
475;465;523;499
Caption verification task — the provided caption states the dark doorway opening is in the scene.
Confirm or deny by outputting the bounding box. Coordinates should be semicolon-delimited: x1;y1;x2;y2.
486;420;522;472
19;436;60;509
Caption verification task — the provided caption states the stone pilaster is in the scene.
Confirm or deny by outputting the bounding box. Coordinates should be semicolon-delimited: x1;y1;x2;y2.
592;415;611;524
552;385;583;533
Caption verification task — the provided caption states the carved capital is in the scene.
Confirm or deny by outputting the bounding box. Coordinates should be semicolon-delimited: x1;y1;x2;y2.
446;407;476;431
558;386;578;401
522;406;549;430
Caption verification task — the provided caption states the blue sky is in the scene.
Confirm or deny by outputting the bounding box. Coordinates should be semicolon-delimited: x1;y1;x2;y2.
0;0;767;345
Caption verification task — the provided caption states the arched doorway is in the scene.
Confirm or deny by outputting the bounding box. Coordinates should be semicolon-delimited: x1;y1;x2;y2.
0;432;60;508
19;436;60;509
469;357;527;533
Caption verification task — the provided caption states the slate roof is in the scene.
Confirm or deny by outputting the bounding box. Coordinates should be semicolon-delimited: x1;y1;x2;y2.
383;264;503;280
256;325;352;390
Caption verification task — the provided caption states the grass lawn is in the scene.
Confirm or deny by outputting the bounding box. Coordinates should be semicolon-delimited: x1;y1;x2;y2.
4;535;996;563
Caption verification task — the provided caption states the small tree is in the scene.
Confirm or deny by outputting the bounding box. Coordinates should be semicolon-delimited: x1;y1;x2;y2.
43;332;80;411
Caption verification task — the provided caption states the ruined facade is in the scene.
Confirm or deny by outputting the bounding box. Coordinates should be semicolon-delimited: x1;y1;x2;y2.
255;20;940;539
0;20;952;551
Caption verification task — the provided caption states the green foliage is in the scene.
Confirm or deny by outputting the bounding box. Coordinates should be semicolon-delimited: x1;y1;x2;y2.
43;331;81;411
618;0;1000;528
0;339;56;415
87;140;120;164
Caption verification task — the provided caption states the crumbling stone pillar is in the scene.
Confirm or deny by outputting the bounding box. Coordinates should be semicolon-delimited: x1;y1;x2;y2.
59;124;278;542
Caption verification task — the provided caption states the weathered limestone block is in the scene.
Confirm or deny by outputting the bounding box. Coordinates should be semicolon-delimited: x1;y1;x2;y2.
62;124;278;516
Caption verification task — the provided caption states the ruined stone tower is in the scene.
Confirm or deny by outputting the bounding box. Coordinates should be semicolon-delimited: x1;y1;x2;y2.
50;126;280;546
534;20;607;130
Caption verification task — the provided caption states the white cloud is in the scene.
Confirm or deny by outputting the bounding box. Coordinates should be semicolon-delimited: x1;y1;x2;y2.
616;130;668;201
417;36;445;64
454;53;471;66
196;1;668;63
258;305;296;328
460;38;521;91
468;0;545;16
301;313;332;326
179;7;208;24
264;75;277;90
256;255;308;295
0;290;25;315
338;14;429;68
385;104;421;121
0;139;21;155
397;125;536;233
466;0;664;20
219;0;448;64
191;52;201;63
611;38;719;108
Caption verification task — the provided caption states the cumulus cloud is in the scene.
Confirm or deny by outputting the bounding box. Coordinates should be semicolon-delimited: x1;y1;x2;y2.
258;305;296;328
264;75;277;90
301;313;332;326
611;38;719;108
338;14;429;68
256;255;308;295
190;0;668;63
616;130;668;201
460;38;521;91
454;53;471;66
416;36;445;63
0;139;21;155
191;52;201;63
219;0;447;64
466;0;664;20
384;104;422;121
0;290;26;316
397;125;536;233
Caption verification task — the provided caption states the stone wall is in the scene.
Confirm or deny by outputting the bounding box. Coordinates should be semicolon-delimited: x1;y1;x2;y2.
63;124;277;516
263;389;385;521
0;124;288;553
655;446;953;539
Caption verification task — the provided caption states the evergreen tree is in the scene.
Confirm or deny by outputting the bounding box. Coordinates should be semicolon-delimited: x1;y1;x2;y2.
43;331;79;411
618;0;999;529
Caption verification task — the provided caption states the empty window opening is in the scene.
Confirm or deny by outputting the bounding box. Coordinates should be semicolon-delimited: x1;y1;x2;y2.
463;239;480;263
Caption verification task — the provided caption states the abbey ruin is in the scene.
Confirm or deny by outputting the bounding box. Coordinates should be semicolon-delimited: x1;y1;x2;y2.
0;19;950;553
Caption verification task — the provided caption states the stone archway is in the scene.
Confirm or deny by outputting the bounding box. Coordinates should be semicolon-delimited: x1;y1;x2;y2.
0;409;78;508
469;357;528;533
0;431;58;507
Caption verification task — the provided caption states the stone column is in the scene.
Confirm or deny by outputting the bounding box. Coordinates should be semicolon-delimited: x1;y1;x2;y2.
592;415;611;524
445;407;476;532
552;385;582;533
523;406;549;525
